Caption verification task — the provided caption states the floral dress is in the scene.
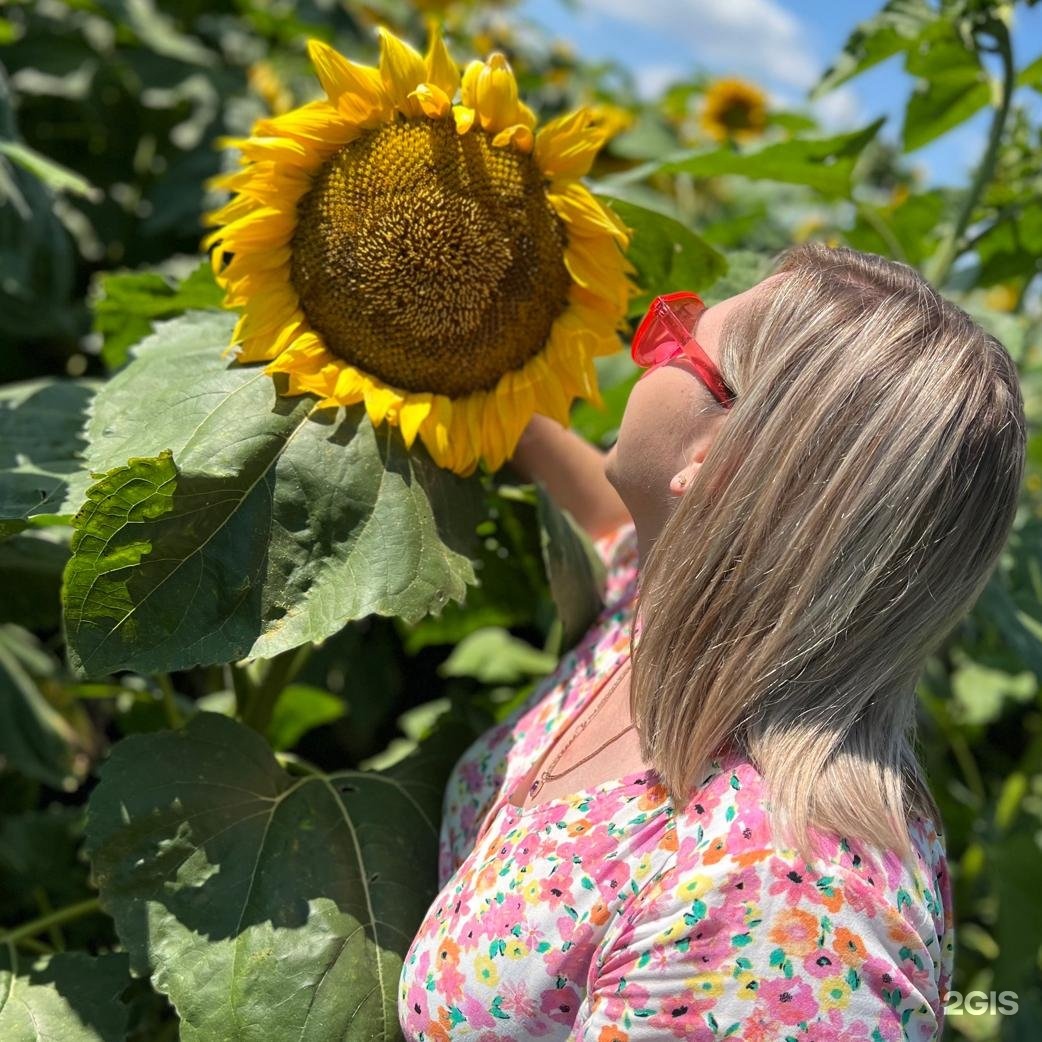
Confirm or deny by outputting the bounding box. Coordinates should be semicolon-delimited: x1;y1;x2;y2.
398;519;955;1041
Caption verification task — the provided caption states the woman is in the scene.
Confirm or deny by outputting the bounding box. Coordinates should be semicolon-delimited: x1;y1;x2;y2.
398;242;1026;1040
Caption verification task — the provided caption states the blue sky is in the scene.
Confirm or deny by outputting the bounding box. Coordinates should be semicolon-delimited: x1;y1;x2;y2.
514;0;1042;189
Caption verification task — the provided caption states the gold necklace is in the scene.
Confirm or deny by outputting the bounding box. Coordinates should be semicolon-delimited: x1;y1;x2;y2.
527;661;635;799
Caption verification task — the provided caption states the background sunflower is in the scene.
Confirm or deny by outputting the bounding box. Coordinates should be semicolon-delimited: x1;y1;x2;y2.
699;76;768;145
205;23;639;478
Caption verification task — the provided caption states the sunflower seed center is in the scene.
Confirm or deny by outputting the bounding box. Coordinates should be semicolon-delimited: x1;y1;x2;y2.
290;116;573;397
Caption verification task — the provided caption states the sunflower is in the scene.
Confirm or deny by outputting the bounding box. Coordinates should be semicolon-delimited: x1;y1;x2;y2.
699;77;767;144
203;22;639;477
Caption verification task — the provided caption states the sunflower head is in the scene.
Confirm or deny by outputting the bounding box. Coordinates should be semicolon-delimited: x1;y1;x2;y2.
699;77;768;144
204;22;638;478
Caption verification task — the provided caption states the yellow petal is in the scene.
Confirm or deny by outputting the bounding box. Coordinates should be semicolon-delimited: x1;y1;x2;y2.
377;26;427;118
474;53;520;134
564;237;633;312
460;59;483;109
332;365;368;403
232;292;301;344
530;352;571;425
397;393;434;449
409;82;452;120
266;332;328;373
460;393;482;457
219;135;313;168
548;181;631;245
506;366;535;427
364;381;403;428
307;39;386;115
534;107;608;179
237;315;304;363
254;100;361;148
424;19;460;100
203;206;294;252
491;124;534;153
419;394;454;469
452;104;476;134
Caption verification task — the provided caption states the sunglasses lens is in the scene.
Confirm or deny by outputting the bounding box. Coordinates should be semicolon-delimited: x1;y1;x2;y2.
633;296;704;367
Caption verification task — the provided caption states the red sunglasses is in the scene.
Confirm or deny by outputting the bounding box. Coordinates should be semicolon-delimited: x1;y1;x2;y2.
631;291;735;409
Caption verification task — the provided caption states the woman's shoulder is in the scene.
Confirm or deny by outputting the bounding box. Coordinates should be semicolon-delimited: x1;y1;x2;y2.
657;754;952;949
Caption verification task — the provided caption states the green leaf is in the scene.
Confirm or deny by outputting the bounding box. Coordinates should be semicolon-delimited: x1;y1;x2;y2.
592;191;727;316
992;831;1042;1008
0;378;96;537
0;69;82;342
91;259;224;370
536;486;608;655
439;626;557;685
602;120;886;199
267;684;347;751
846;189;948;266
971;201;1042;286
811;0;937;98
950;659;1035;724
0;626;86;791
701;250;777;304
975;565;1042;684
901;21;991;152
0;950;130;1042
1016;53;1042;91
84;710;466;1042
62;310;484;678
605;112;679;161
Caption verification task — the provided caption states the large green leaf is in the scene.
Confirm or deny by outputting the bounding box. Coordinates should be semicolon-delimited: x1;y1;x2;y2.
901;20;991;152
0;378;96;538
592;191;727;316
0;950;130;1042
600;120;885;200
811;0;936;98
62;310;485;678
84;710;467;1042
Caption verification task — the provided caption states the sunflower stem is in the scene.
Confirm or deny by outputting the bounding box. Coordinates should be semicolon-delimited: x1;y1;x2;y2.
925;17;1014;287
155;673;182;729
240;645;312;737
0;897;103;945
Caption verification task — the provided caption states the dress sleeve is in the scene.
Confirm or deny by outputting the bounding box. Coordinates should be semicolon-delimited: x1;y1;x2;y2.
590;516;638;614
569;830;951;1042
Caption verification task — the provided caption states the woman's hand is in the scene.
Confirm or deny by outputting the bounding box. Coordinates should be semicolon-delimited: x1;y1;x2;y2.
506;414;632;541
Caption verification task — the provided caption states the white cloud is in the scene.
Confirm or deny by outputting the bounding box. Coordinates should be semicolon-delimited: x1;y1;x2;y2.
583;0;822;89
772;84;865;130
632;63;688;101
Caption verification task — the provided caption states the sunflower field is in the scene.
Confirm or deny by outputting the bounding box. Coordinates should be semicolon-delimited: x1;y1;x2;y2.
1;0;1041;1039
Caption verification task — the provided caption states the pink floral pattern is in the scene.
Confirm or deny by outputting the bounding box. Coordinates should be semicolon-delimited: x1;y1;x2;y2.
399;520;955;1041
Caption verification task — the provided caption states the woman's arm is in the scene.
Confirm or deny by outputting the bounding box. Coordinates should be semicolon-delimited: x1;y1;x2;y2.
570;840;950;1041
506;414;632;541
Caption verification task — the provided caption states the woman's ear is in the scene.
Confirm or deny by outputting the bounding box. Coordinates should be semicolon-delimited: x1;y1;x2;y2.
669;467;696;495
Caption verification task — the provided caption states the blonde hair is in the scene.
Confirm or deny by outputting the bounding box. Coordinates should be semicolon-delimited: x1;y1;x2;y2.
631;241;1026;863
